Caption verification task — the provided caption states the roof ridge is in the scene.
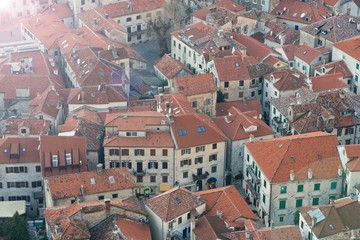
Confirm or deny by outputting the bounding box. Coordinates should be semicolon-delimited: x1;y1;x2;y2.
223;189;242;218
270;139;292;182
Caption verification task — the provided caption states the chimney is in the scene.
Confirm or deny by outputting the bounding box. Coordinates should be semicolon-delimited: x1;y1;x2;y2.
217;209;223;219
243;96;247;105
338;165;343;176
308;169;313;179
54;223;62;236
330;198;335;205
105;13;109;19
164;86;170;94
159;93;164;103
245;231;250;240
347;8;351;16
80;92;85;102
249;134;254;143
290;170;294;181
97;163;103;175
190;218;195;230
280;34;285;45
158;87;163;93
270;220;275;230
104;199;111;209
168;113;174;123
311;217;317;228
80;185;85;196
93;18;97;26
335;9;340;16
196;195;202;205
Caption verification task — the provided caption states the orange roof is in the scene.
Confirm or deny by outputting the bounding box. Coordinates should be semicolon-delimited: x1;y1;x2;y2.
314;61;352;78
155;93;197;116
213;107;274;141
310;73;349;92
21;15;70;49
46;168;135;199
100;0;166;17
275;44;296;61
171;113;227;149
104;131;174;147
192;0;245;22
3;119;51;136
295;44;328;64
333;35;360;61
145;186;206;221
265;68;307;91
216;99;263;117
43;3;73;19
0;138;40;164
344;145;360;171
213;55;257;81
323;0;340;6
271;0;334;25
245;132;341;183
197;186;257;222
154;55;192;79
174;73;217;96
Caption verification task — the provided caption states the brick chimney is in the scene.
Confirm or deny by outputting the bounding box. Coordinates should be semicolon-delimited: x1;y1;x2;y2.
308;169;313;179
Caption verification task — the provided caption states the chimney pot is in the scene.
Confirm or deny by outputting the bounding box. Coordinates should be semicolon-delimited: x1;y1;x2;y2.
159;93;164;103
308;169;313;179
290;170;294;181
97;163;103;175
104;199;111;208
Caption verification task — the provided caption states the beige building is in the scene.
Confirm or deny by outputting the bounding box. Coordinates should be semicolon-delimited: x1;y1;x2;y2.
337;145;360;196
243;132;344;226
294;44;330;77
2;119;51;138
44;166;135;207
145;186;206;240
169;73;217;117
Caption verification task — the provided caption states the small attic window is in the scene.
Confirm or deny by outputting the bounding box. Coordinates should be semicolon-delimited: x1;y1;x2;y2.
292;78;297;84
100;71;103;77
109;176;115;183
293;12;297;17
178;129;187;136
91;92;95;97
4;148;7;153
22;148;26;152
322;67;326;73
318;154;321;158
290;157;294;161
303;51;307;55
179;86;184;90
256;66;260;70
235;62;240;68
329;224;334;230
90;178;96;184
197;126;206;133
285;49;289;52
175;198;180;203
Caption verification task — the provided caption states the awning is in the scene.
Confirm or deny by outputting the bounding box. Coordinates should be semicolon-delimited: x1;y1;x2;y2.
160;185;171;192
207;177;217;183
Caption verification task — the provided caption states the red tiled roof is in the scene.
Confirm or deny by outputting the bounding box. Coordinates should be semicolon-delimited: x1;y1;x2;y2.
100;0;166;17
264;68;307;91
344;145;360;171
271;0;334;25
154;55;192;79
310;73;349;92
213;55;257;81
46;168;135;199
213;107;274;141
171;113;227;149
333;35;360;61
245;132;341;183
43;3;74;19
314;61;352;78
0;138;40;164
216;99;263;117
275;44;296;61
104;131;174;147
323;0;340;6
295;44;328;64
197;186;257;222
155;93;196;116
21;15;70;49
174;73;216;96
145;186;206;221
3;119;51;136
193;216;219;240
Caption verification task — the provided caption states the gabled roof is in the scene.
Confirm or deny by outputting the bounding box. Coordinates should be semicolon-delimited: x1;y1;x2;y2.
3;119;51;136
333;35;360;61
43;3;74;19
46;168;135;199
155;93;196;116
154;55;192;79
343;145;360;171
171;113;227;149
314;61;352;78
197;185;257;222
245;132;341;183
264;68;307;92
213;55;257;81
271;0;334;25
275;44;296;61
216;99;263;117
100;0;166;17
264;22;300;45
145;186;206;222
213;107;274;141
300;14;360;43
105;111;167;130
309;73;349;92
299;198;360;239
0;137;40;164
104;131;174;148
174;73;217;96
294;44;328;64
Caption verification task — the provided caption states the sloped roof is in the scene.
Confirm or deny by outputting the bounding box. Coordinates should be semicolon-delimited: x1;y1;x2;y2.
43;3;74;19
295;44;328;64
145;186;206;222
314;61;352;78
3;119;51;136
154;55;192;79
344;145;360;171
245;132;341;183
265;68;307;92
310;73;349;92
0;137;40;164
216;99;263;117
174;73;217;96
100;0;166;17
333;34;360;61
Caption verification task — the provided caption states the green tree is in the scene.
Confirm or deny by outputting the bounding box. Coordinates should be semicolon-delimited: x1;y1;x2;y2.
9;211;30;240
0;218;11;238
159;79;168;88
294;209;300;225
217;90;225;103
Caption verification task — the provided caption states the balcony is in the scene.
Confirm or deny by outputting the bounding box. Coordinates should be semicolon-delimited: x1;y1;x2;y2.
247;165;260;184
133;169;146;176
192;171;209;181
245;179;259;199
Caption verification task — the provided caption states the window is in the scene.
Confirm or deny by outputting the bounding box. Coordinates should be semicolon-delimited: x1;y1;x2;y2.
295;25;299;30
273;108;276;114
21;128;26;134
252;79;256;85
279;216;284;222
239;92;243;98
209;154;217;162
262;194;266;203
280;186;287;194
180;159;191;167
178;217;182;224
31;181;41;188
296;199;303;207
314;183;320;191
313;197;319;206
195;157;203;164
135;149;144;156
329;196;335;203
297;185;303;192
109;149;119;156
136;15;141;20
318;39;322;46
126;17;132;22
356;75;359;82
110;162;120;168
181;149;191;155
258;90;262;95
192;101;197;108
150;176;156;183
81;0;85;5
137;34;141;40
224;93;228;99
239;80;244;87
150;149;156;156
196;126;205;133
36;166;41;172
122;149;129;156
4;148;7;153
126;132;137;137
112;193;118;198
212;143;217;149
66;153;72;165
121;162;132;169
52;155;58;167
162;149;168;156
224;82;229;88
98;196;104;200
173;40;176;47
148;162;158;169
331;182;337;189
178;129;187;136
137;176;143;183
279;200;286;209
211;165;217;173
196;146;205;152
162;175;168;183
162;162;168;169
183;172;188;178
356;63;359;70
178;43;181;50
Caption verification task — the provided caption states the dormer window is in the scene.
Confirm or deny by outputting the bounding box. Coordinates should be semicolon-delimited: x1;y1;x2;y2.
126;132;137;137
4;148;8;153
322;67;325;73
22;148;26;152
66;153;72;165
21;129;26;134
52;155;58;167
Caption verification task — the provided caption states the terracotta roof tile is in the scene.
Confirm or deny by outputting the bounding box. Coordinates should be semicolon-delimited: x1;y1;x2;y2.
333;34;360;61
216;99;263;117
310;73;349;92
246;132;341;183
3;119;51;136
295;44;328;64
265;68;307;91
275;44;296;61
100;0;166;17
193;216;219;240
0;137;40;164
314;61;352;78
344;145;360;171
46;168;135;199
264;22;299;45
155;93;197;116
174;73;217;96
43;3;74;19
145;186;206;221
154;55;192;79
104;131;174;148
